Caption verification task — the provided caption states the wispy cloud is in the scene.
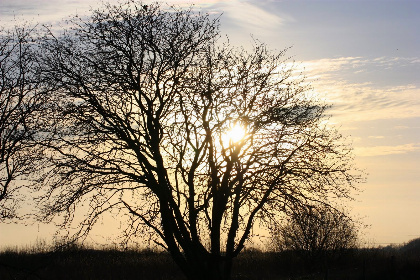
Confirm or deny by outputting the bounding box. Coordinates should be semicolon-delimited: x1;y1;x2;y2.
300;57;364;76
0;0;98;27
394;125;410;130
219;1;285;30
191;0;290;35
354;143;420;157
328;83;419;121
1;0;287;33
299;56;420;122
0;0;225;27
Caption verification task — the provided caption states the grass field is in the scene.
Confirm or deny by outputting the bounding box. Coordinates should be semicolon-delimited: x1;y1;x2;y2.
1;240;419;279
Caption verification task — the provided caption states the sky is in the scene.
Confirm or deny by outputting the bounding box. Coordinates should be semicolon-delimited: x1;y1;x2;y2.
0;0;419;249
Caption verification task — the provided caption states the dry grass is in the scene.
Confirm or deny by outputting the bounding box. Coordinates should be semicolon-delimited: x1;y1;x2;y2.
1;240;419;280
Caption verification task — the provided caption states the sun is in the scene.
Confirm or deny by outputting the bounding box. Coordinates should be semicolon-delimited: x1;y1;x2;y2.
224;123;246;144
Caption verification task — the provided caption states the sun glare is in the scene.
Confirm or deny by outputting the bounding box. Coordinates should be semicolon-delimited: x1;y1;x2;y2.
225;124;246;144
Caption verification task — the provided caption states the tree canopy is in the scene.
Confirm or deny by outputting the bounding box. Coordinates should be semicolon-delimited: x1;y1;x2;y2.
0;25;44;220
271;202;359;265
0;1;365;279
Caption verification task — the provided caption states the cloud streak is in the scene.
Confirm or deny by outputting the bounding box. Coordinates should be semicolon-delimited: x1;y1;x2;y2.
299;56;420;122
354;143;420;157
217;1;285;31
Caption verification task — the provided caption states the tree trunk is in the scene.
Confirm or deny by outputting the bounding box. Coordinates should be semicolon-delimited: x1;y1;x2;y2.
182;253;234;280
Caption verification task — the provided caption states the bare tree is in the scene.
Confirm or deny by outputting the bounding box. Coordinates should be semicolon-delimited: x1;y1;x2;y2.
36;1;362;279
271;202;358;265
0;25;43;220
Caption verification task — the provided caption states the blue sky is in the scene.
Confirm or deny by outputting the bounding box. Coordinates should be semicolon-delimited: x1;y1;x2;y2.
1;0;419;248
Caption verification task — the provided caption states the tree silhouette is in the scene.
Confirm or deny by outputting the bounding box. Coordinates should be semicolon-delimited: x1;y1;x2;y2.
35;1;362;279
0;25;44;220
271;203;358;267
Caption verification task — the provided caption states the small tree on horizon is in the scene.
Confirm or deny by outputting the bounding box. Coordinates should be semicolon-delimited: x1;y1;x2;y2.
32;1;362;279
271;202;359;267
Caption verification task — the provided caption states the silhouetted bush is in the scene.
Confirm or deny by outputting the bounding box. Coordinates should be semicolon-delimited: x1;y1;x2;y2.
271;203;359;272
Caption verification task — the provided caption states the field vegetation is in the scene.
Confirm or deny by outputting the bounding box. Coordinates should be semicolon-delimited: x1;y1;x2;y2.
1;238;419;280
